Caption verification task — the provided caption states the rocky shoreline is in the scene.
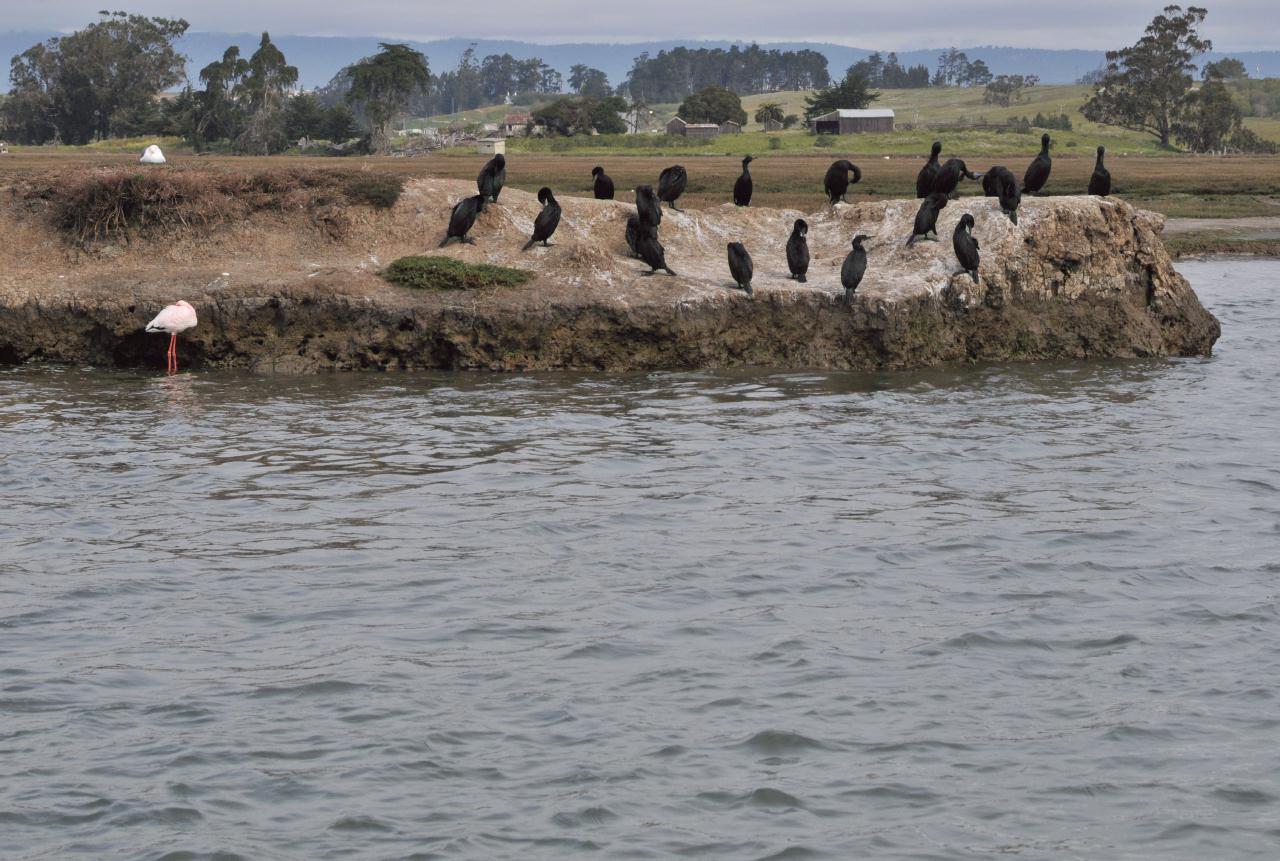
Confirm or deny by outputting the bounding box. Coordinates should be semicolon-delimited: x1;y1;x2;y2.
0;177;1220;373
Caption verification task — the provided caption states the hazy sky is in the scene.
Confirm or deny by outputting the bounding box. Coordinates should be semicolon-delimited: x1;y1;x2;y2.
6;1;1276;50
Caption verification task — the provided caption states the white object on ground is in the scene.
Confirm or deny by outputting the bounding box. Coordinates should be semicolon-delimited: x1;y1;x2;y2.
139;145;166;164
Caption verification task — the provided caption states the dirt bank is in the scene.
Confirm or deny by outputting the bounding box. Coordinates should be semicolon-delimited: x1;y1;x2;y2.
0;174;1220;373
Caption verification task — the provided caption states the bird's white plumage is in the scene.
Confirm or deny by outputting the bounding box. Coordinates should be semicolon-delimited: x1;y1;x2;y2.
139;145;166;164
146;300;197;334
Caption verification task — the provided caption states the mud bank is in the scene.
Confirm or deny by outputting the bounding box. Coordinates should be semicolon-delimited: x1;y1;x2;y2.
0;176;1219;372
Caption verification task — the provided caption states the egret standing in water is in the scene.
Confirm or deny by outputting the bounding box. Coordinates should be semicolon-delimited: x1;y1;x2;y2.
146;300;197;373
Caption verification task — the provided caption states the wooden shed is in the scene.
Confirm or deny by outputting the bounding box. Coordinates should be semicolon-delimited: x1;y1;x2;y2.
762;118;784;132
476;138;506;156
666;116;720;138
809;109;896;135
719;120;742;135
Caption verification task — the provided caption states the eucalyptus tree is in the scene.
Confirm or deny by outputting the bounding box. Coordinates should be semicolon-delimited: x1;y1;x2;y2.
346;43;432;153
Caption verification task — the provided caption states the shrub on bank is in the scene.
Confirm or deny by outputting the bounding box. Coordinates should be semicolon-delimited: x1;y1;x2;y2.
23;167;408;243
381;256;534;292
345;173;404;208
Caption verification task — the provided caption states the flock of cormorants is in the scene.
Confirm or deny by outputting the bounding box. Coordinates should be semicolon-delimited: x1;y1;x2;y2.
439;136;1115;301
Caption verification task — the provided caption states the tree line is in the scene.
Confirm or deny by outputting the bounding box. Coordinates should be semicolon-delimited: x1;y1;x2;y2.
2;8;1274;154
1083;4;1274;153
621;45;832;103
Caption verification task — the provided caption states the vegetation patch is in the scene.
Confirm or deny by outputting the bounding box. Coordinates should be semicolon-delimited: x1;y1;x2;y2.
19;167;407;243
380;256;535;291
345;173;404;208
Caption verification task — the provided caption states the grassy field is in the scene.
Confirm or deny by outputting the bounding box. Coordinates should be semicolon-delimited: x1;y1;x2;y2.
5;151;1278;221
740;84;1098;129
503;126;1172;158
414;83;1279;159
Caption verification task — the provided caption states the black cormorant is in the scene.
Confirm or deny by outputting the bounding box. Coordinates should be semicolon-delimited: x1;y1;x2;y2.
727;242;753;294
440;194;484;246
658;165;688;211
824;160;862;205
625;214;641;257
733;156;754;206
916;141;943;198
952;213;980;284
522;187;562;251
907;193;949;245
1022;134;1052;195
635;184;662;230
982;166;1021;224
841;235;868;305
1088;146;1111;197
786;219;809;283
637;232;675;276
592;166;615;200
932;158;978;199
477;154;507;206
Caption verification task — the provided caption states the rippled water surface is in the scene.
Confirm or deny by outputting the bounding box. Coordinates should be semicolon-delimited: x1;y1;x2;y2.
3;260;1279;860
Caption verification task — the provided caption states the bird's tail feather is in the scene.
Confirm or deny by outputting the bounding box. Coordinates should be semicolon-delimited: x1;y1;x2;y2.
522;238;535;251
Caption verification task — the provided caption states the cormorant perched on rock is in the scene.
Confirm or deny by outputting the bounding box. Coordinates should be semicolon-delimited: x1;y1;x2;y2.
841;235;868;305
824;160;862;205
786;219;809;283
932;158;978;199
1088;146;1111;197
733;156;754;206
440;194;484;246
916;141;943;198
477;154;506;207
522;187;562;251
907;193;949;245
625;214;641;257
982;166;1021;225
952;213;980;284
637;232;675;276
658;165;688;210
635;184;662;230
727;242;753;294
1022;133;1052;195
592;166;615;200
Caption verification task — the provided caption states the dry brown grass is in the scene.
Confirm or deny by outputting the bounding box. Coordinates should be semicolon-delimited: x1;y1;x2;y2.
10;163;404;244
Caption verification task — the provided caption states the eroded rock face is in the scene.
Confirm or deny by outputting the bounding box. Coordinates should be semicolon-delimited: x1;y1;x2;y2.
0;177;1220;373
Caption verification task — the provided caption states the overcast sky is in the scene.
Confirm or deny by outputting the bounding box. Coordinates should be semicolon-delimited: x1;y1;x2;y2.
6;1;1276;50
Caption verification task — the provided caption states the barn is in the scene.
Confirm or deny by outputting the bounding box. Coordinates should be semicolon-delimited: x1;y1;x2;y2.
666;116;721;138
719;120;742;135
809;109;896;135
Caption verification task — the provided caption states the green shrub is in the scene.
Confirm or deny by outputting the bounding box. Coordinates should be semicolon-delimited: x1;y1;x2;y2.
814;135;836;148
381;256;535;291
768;136;782;150
345;173;404;208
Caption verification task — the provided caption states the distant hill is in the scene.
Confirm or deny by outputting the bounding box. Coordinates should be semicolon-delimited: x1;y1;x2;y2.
3;29;1279;91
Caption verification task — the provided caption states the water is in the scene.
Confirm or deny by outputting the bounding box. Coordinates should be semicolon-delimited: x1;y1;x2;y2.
2;259;1278;860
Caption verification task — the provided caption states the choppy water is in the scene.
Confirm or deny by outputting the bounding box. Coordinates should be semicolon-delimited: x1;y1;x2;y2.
2;259;1279;860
